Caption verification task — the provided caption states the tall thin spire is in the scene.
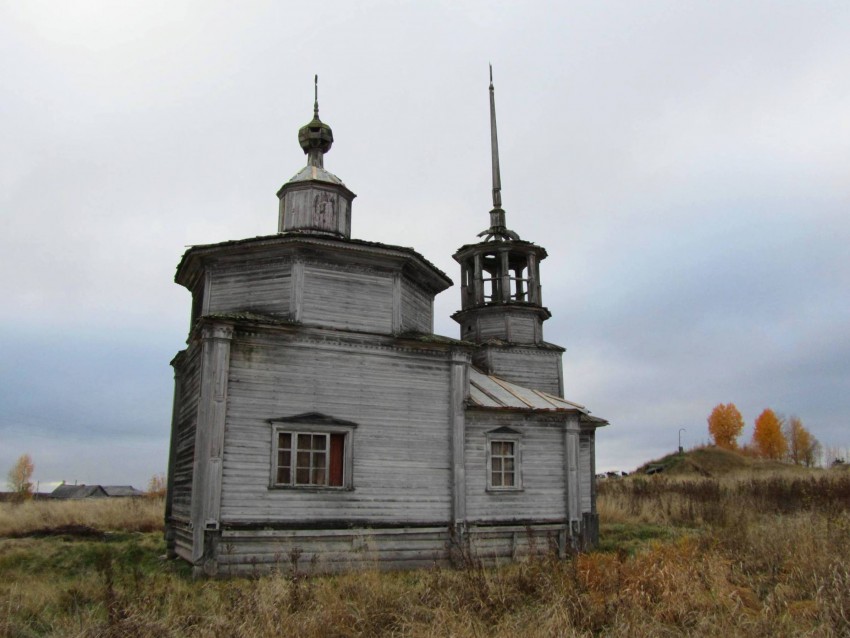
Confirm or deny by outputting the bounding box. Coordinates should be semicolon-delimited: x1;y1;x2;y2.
489;64;502;210
478;65;519;242
313;74;319;119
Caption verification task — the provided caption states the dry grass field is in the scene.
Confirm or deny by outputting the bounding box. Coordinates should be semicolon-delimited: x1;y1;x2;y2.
2;453;849;637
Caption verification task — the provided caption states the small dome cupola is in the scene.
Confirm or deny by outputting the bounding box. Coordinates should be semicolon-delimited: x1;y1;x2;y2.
298;75;334;168
277;76;356;238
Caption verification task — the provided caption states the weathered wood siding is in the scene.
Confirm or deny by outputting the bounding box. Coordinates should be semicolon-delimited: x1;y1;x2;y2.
474;313;539;343
464;412;567;523
170;345;202;560
478;314;507;341
466;523;568;562
216;527;451;575
207;261;292;316
219;330;453;525
474;347;563;396
579;434;592;514
212;523;567;575
280;186;352;237
507;315;537;343
301;265;393;332
400;276;433;333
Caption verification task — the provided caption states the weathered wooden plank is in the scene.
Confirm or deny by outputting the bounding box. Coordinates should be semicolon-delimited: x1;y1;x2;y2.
219;333;456;524
507;315;536;343
208;523;568;574
400;276;433;333
481;348;563;396
171;345;201;520
301;266;393;332
579;434;592;513
208;262;292;316
464;413;567;521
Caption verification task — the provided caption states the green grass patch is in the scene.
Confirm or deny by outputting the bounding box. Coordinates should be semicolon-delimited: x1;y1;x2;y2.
0;532;171;579
596;522;682;555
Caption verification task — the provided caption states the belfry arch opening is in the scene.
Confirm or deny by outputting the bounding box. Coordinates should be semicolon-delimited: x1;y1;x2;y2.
459;246;542;309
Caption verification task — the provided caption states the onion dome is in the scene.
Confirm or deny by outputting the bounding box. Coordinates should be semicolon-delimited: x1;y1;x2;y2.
298;75;334;167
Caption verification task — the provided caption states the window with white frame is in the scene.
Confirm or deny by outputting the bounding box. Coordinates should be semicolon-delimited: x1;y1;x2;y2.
269;414;356;489
486;428;522;491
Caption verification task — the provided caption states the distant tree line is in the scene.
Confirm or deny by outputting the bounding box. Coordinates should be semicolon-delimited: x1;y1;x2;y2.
706;403;823;467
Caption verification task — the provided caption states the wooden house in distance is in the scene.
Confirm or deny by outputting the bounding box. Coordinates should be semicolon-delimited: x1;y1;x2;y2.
165;74;607;576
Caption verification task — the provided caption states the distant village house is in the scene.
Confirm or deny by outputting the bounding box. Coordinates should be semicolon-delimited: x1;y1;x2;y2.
50;484;144;499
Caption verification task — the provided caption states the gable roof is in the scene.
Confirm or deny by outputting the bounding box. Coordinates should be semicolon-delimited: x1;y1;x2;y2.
102;486;144;497
50;485;108;499
468;368;608;425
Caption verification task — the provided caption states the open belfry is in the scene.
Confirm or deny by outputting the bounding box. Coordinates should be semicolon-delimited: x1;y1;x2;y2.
165;72;607;576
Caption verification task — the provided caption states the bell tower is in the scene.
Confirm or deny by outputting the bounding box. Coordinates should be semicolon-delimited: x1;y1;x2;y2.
451;67;564;396
277;76;356;238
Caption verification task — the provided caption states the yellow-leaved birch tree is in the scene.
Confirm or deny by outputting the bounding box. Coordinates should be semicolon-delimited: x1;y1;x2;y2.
752;409;788;459
707;403;744;450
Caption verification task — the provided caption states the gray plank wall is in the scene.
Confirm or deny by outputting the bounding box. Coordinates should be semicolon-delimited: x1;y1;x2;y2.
215;524;565;575
579;434;592;514
464;412;567;523
476;348;563;397
170;344;202;559
475;313;539;343
506;315;537;343
219;330;454;525
301;265;393;332
215;527;452;574
400;276;433;333
203;258;434;336
207;260;292;316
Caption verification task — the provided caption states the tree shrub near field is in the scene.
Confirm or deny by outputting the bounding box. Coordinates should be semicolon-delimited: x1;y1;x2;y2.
786;416;821;467
707;403;744;450
752;409;788;460
6;454;34;502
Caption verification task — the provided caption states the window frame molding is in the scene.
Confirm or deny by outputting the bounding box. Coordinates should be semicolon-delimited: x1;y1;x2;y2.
485;428;523;492
267;413;357;491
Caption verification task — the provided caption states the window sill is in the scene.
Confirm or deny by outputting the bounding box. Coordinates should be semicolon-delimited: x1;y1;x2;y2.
485;487;524;493
268;485;354;492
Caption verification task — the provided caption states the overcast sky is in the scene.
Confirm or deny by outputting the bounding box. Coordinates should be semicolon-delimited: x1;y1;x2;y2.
2;1;849;490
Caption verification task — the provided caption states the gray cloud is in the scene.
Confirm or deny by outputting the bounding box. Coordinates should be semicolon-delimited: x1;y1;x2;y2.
2;1;849;486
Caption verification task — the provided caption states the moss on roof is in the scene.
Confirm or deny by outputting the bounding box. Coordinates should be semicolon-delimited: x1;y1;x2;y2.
202;312;297;326
177;232;452;287
397;331;474;346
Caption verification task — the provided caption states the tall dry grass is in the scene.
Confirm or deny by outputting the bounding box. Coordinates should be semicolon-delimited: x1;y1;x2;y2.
597;470;850;527
0;497;164;537
1;472;849;636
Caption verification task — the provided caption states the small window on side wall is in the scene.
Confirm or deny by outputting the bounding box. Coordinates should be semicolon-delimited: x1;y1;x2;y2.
269;413;356;490
486;428;522;491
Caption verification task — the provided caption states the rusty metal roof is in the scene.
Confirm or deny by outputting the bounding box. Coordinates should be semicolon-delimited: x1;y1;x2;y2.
468;368;607;424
